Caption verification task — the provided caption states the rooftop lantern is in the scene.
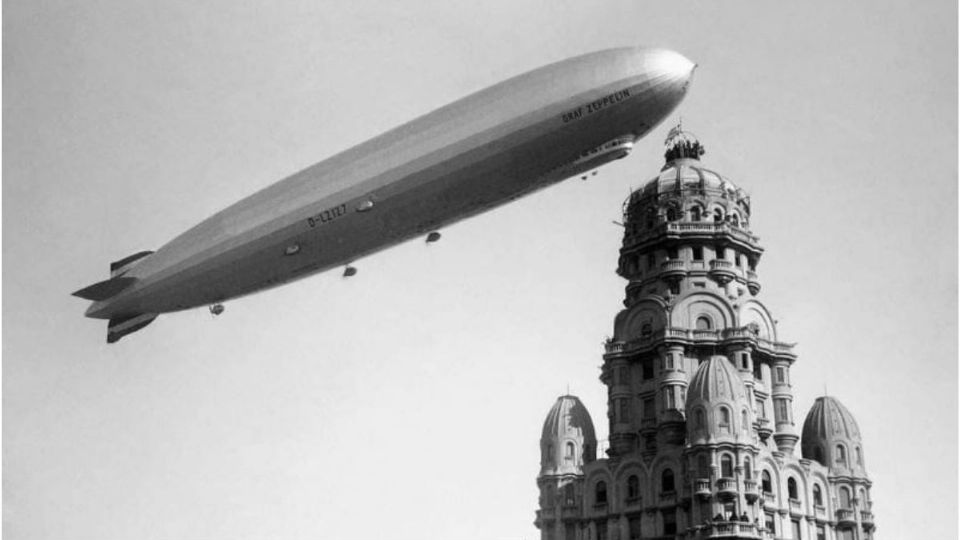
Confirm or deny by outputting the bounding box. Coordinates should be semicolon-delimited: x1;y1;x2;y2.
663;122;705;164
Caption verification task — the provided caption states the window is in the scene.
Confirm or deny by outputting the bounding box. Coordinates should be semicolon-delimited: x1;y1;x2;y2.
627;475;640;500
775;399;789;423
696;316;712;330
643;398;655;419
762;471;772;493
741;352;749;369
667;247;678;260
666;208;677;221
720;407;731;429
698;454;709;477
764;513;776;534
691;206;702;221
792;519;802;540
721;454;734;477
734;251;742;266
731;214;740;227
753;361;762;381
714;208;724;222
628;517;642;540
775;367;786;383
813;446;824;464
816;525;826;540
642;359;653;380
836;444;847;466
856;446;863;465
743;458;752;480
716;246;726;259
742;409;749;431
839;486;851;509
663;510;677;535
595;481;608;505
663;353;674;370
618;399;630;423
661;469;675;493
694;408;705;429
565;483;576;505
565;442;575;462
748;258;757;271
543;485;555;506
664;386;676;410
597;521;608;540
813;484;823;506
756;399;766;419
692;246;703;260
787;477;798;500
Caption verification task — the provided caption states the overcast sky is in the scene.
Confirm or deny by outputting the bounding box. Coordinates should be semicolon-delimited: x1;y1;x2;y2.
3;1;956;539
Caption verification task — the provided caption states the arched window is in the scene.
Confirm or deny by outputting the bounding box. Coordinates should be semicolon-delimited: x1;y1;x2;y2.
662;469;675;493
839;486;851;509
731;213;740;226
596;481;608;505
719;407;731;432
564;483;575;504
761;470;772;493
627;475;640;500
565;442;575;462
741;409;749;431
721;455;734;478
787;477;798;500
641;323;652;337
856;446;863;465
743;457;752;480
813;484;823;506
836;444;847;466
858;487;868;506
545;443;553;461
694;408;705;429
666;207;677;221
713;208;724;222
691;206;702;221
696;316;713;330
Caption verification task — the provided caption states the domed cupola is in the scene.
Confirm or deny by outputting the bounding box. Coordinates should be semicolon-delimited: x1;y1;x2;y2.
685;356;756;445
801;396;868;476
634;125;746;201
539;395;597;477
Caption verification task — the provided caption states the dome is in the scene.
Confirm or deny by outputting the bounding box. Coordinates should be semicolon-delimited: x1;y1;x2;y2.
685;356;756;445
801;396;867;474
539;395;596;476
637;125;744;197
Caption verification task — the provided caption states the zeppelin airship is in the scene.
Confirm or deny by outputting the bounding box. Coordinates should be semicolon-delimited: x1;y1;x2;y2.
74;46;696;343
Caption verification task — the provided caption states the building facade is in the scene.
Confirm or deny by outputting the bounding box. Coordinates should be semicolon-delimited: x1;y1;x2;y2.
535;128;875;540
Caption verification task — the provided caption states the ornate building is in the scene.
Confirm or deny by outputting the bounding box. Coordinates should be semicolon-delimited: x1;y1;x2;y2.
534;128;875;540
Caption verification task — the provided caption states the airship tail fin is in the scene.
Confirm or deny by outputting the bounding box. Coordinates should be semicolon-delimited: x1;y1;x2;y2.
107;312;158;344
72;276;138;301
110;250;154;277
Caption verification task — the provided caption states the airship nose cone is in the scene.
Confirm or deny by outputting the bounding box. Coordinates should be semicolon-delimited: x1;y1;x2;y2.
646;49;696;79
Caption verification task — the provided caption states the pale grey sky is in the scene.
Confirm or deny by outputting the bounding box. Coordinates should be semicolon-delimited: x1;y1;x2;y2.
3;1;956;539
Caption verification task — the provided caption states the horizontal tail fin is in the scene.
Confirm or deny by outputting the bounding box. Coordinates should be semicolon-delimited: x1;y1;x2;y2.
110;250;153;277
72;276;138;301
107;313;158;344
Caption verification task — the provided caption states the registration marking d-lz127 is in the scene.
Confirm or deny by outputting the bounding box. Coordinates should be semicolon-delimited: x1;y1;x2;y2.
307;203;347;228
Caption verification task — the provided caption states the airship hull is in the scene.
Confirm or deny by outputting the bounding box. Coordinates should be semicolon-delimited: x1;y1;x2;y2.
79;47;695;338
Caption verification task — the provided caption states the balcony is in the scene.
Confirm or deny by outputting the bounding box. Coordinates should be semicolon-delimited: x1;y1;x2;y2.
602;327;797;358
814;505;826;520
694;478;712;499
640;417;657;433
708;259;736;284
704;522;760;538
861;511;875;529
716;478;737;500
746;270;761;295
561;504;580;520
788;499;802;516
627;221;762;248
744;479;759;502
836;509;856;528
761;491;776;507
659;491;677;507
755;418;773;440
660;259;687;280
536;507;556;523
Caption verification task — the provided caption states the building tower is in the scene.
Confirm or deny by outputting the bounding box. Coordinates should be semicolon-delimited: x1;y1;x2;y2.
534;127;875;540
